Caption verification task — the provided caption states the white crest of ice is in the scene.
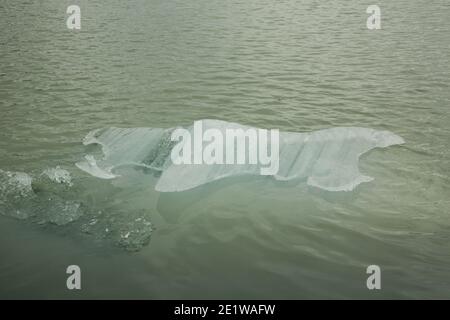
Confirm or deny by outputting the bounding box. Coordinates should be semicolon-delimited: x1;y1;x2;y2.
76;155;118;179
76;120;404;192
76;127;172;177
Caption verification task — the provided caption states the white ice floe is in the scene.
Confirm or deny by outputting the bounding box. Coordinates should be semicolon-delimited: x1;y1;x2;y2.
76;119;405;192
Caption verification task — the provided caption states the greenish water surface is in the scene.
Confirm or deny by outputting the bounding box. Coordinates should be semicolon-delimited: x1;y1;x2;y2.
0;0;449;298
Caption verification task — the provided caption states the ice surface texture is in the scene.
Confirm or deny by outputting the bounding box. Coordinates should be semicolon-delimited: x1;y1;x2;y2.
0;168;153;251
76;119;405;192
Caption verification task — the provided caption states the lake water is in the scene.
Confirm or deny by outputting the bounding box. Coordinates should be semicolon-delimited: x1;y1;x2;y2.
0;0;449;299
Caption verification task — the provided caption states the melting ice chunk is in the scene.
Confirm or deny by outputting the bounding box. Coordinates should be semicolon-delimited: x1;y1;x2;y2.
76;120;404;192
43;166;73;186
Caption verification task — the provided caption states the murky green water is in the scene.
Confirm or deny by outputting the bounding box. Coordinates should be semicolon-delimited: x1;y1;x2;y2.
1;0;449;299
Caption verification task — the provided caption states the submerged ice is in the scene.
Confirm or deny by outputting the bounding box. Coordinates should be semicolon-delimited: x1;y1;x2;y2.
76;119;404;192
0;168;153;251
42;166;73;186
0;121;404;252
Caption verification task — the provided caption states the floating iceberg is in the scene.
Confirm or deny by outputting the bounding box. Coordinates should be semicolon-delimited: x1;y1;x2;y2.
76;119;404;192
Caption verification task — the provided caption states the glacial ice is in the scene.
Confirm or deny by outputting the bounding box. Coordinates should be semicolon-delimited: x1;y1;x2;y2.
43;166;73;186
0;169;33;198
76;119;405;192
0;168;82;223
0;167;153;251
0;169;34;219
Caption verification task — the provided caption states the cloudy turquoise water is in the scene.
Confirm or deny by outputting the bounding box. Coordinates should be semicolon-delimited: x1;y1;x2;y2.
0;0;449;299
